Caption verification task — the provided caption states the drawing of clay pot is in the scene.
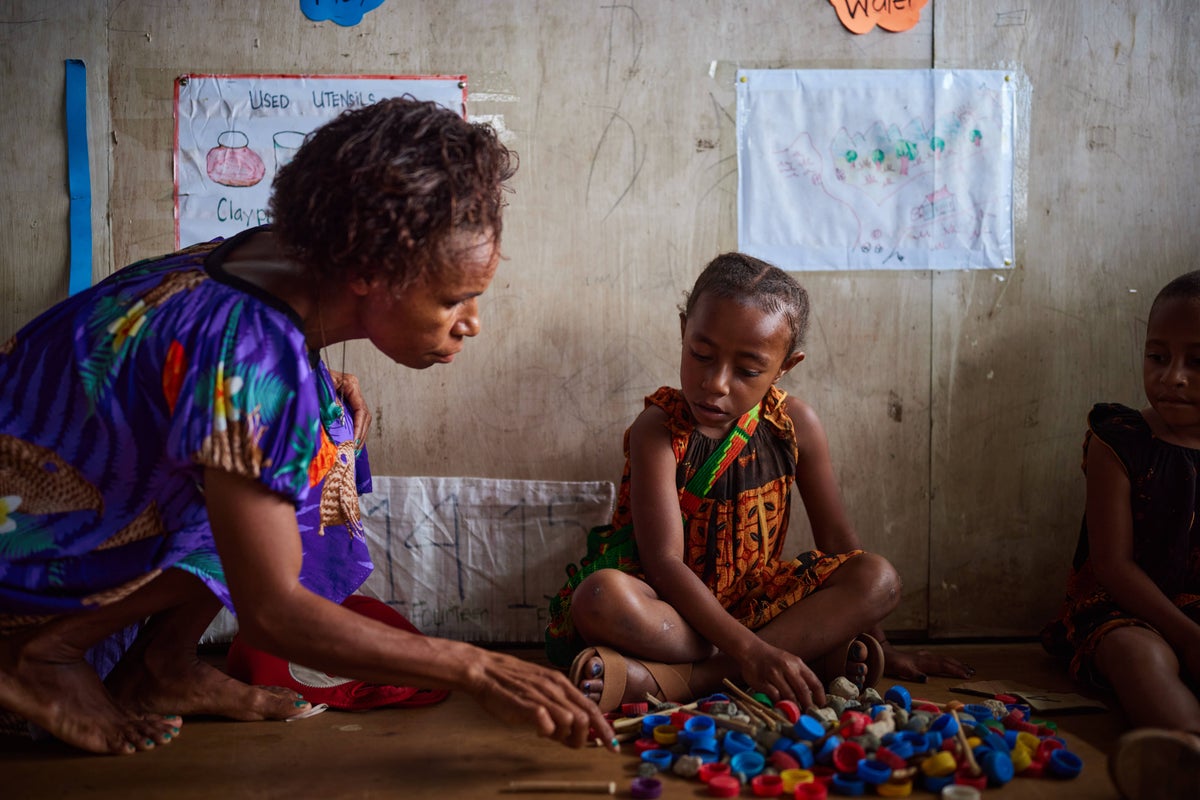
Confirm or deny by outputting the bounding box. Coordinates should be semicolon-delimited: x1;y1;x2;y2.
207;131;266;187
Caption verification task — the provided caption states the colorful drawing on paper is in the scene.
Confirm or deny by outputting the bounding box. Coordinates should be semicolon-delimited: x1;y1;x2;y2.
736;69;1015;271
174;74;465;247
829;0;928;35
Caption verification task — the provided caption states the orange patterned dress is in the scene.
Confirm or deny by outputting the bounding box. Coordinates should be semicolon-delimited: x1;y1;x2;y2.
546;385;861;667
617;386;860;629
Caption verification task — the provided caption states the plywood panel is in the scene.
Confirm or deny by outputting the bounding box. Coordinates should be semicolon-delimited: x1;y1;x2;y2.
10;2;1196;639
95;1;939;631
929;1;1200;635
0;1;110;336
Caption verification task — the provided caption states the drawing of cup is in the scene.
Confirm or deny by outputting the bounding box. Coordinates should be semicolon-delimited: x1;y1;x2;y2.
206;130;266;188
273;130;307;171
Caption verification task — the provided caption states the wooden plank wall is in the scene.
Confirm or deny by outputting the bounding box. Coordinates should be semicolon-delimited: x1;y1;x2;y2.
1;1;1197;638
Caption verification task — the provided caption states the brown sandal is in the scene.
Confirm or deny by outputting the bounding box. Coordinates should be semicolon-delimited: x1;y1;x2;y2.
568;645;693;713
818;633;885;691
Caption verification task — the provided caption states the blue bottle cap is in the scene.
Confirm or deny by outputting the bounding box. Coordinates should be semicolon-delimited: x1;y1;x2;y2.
815;734;842;763
829;773;866;795
641;748;673;770
929;714;958;737
788;741;815;769
965;703;995;721
883;685;912;712
981;749;1015;785
729;750;766;778
722;730;756;755
1047;748;1083;779
793;715;826;741
855;757;892;785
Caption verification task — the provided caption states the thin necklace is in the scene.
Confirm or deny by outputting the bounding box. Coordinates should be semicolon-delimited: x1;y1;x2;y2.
315;297;347;419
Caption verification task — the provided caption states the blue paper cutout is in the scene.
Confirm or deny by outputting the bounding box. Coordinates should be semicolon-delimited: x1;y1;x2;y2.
300;0;387;27
65;59;93;297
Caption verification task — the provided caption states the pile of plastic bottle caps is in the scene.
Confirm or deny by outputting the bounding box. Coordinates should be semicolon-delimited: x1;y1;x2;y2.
613;677;1083;798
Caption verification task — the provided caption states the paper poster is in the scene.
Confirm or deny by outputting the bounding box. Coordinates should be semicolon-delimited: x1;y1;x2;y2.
356;476;615;643
736;69;1016;271
174;74;466;247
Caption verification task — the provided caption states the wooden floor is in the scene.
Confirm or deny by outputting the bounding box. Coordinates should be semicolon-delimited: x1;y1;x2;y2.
1;642;1129;799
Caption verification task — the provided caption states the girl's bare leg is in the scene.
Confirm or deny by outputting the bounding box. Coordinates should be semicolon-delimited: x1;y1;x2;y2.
105;572;311;721
569;554;900;706
0;571;198;755
1095;626;1200;732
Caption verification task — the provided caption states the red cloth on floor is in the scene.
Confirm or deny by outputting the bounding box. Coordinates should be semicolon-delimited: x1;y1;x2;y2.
225;594;450;710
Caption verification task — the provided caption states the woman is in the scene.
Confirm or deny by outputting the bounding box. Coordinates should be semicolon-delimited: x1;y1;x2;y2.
0;97;613;755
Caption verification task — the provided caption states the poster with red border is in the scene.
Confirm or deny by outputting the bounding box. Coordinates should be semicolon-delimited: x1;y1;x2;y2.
174;74;466;247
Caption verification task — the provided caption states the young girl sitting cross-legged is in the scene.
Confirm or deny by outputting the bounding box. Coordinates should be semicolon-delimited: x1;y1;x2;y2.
546;252;945;713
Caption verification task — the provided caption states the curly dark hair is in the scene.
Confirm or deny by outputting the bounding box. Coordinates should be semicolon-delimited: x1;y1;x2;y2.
682;252;811;356
270;96;517;288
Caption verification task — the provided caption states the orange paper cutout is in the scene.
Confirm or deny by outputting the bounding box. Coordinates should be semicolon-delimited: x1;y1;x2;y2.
829;0;928;35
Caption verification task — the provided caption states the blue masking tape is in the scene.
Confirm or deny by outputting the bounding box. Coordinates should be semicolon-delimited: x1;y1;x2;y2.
65;59;92;296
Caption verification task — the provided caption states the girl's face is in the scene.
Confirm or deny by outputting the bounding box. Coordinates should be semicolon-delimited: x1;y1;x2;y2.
356;231;499;369
1143;295;1200;445
679;293;803;438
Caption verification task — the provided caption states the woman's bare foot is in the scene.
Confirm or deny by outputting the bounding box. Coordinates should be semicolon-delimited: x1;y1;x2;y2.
0;634;180;755
106;636;310;721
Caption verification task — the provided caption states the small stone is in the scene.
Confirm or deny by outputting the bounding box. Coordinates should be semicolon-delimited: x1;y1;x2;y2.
672;754;702;778
828;676;860;700
860;688;883;706
637;761;659;778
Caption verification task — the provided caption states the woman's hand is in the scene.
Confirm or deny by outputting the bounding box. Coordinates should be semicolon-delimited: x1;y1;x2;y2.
735;640;826;710
466;650;617;751
328;369;372;447
882;642;975;682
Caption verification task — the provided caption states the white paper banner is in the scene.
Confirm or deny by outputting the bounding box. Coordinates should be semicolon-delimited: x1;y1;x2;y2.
737;69;1016;271
174;74;465;247
357;476;615;643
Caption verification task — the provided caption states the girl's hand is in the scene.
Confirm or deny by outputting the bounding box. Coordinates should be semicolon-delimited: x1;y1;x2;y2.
736;640;826;709
328;369;372;447
466;649;617;751
882;643;975;682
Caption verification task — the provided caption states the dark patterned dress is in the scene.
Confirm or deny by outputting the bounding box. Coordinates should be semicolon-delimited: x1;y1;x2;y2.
0;226;373;676
1042;403;1200;685
545;385;859;667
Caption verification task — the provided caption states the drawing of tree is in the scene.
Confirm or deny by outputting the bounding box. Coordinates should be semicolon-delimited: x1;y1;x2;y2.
895;139;917;176
845;149;858;168
871;148;886;170
930;135;945;156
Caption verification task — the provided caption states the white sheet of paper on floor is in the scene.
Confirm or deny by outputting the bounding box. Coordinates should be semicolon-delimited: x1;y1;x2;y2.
950;680;1110;713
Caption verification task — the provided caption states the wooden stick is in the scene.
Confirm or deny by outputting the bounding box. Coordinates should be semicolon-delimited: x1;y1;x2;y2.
720;679;787;729
680;702;761;735
612;698;702;733
948;707;982;777
501;780;617;794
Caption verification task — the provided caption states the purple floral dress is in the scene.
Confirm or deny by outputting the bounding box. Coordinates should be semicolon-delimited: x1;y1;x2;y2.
0;226;373;672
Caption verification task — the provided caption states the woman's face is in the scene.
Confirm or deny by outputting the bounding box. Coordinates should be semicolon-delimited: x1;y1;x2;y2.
359;232;500;369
